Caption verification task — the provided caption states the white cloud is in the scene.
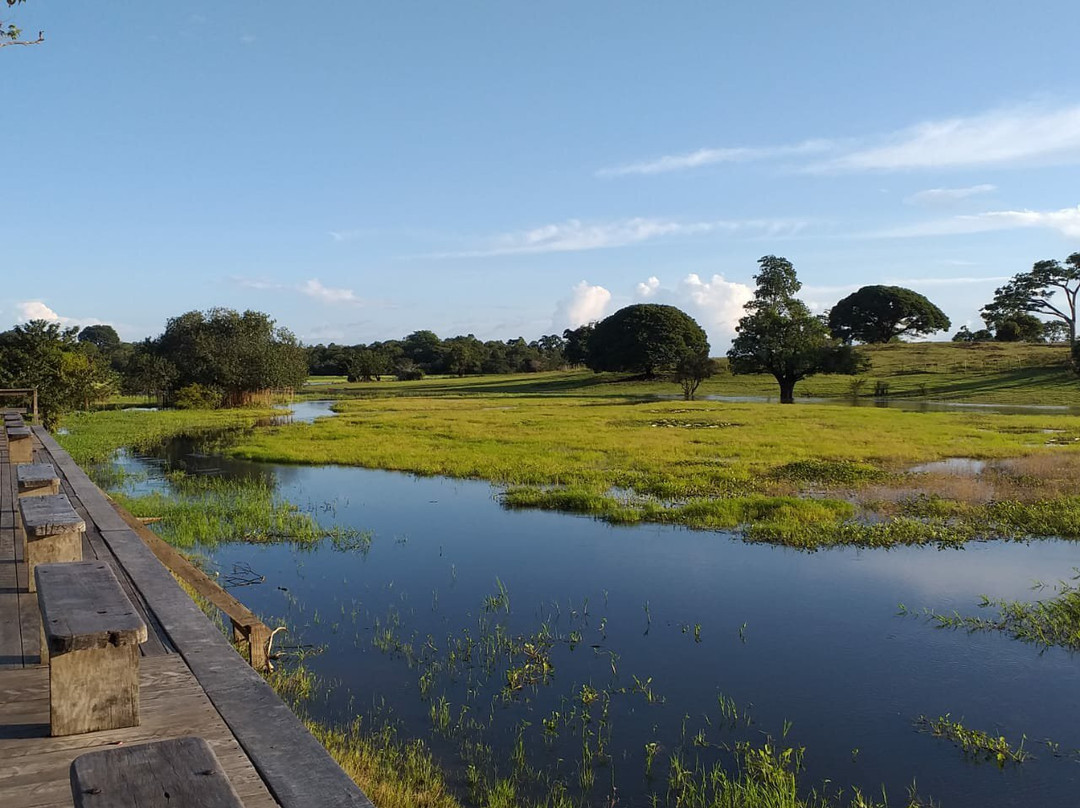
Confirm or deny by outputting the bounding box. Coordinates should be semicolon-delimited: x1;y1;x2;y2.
636;276;660;298
879;204;1080;239
552;281;612;330
15;301;105;330
299;279;361;304
436;217;809;258
597;140;834;177
904;184;997;205
605;102;1080;178
679;274;754;342
232;276;365;305
810;103;1080;173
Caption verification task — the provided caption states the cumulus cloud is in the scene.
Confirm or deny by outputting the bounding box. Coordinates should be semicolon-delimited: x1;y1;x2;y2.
878;204;1080;239
552;281;612;330
904;184;997;205
15;301;104;330
679;274;754;342
636;277;661;298
435;217;809;258
604;102;1080;177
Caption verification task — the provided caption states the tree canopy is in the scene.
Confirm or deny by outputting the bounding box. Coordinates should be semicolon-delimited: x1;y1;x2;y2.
728;256;864;403
586;304;709;377
78;324;121;353
828;285;950;344
152;308;308;406
0;320;116;426
982;253;1080;345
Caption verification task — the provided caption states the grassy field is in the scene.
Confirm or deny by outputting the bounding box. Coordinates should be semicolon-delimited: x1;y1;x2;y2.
229;381;1080;546
301;341;1077;406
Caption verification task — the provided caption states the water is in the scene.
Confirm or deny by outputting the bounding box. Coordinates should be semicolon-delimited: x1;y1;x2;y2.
110;419;1080;808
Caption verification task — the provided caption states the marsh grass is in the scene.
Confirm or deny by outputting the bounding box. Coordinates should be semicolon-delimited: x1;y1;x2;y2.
914;715;1031;767
57;407;272;466
922;576;1080;651
225;393;1080;546
114;473;359;548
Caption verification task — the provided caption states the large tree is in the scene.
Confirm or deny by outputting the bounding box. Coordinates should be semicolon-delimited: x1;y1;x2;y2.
153;309;308;406
728;256;864;404
828;285;950;344
586;304;709;377
982;253;1080;345
77;324;122;354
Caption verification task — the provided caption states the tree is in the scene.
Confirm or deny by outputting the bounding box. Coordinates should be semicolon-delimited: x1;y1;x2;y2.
153;309;308;406
0;320;115;426
672;352;718;401
562;324;594;366
993;313;1044;343
2;0;43;48
728;256;865;404
982;254;1080;345
828;285;950;344
586;305;709;378
78;324;121;354
952;326;993;343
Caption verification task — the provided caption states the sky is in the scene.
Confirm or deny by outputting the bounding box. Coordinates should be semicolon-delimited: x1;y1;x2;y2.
4;2;1080;350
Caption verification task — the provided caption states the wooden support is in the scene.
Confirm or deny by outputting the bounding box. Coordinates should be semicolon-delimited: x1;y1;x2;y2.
19;493;85;592
36;561;148;736
6;426;33;464
70;736;245;807
16;462;61;497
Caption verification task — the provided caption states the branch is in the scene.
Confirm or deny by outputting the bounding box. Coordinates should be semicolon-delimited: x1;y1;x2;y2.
0;30;43;47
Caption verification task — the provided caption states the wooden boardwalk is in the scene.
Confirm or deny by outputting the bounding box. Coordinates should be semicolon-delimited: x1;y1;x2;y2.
0;420;373;808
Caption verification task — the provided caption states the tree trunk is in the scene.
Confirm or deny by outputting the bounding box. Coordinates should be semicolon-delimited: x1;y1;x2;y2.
777;376;797;404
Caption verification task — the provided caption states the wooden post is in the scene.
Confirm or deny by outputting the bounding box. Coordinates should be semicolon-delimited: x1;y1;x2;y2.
248;622;271;671
36;562;148;736
20;494;85;592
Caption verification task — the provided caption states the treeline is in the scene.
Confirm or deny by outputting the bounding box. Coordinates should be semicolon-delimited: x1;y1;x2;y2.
307;330;572;380
0;309;307;425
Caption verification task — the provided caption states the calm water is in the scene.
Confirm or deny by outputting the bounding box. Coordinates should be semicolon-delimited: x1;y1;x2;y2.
109;403;1080;808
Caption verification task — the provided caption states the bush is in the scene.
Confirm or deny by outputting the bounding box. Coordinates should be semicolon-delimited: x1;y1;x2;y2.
173;383;221;410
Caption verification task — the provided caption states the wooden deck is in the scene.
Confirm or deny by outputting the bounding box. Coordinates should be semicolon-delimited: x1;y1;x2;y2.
0;419;373;808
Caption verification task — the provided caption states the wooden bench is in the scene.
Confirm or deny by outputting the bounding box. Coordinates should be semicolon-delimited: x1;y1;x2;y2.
70;736;244;807
36;561;148;736
16;462;61;497
19;493;85;591
6;425;32;463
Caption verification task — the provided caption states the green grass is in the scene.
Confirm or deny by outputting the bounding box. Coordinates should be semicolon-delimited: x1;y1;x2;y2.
226;391;1080;546
57;406;272;465
301;341;1076;406
113;474;358;548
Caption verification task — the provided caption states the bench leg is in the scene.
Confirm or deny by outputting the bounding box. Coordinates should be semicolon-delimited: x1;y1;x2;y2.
26;530;83;592
9;439;33;464
51;644;140;736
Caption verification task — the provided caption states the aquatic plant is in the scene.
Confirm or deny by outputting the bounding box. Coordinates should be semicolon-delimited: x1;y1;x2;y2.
914;714;1031;767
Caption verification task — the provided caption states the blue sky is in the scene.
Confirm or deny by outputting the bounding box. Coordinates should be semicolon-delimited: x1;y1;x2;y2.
4;2;1080;349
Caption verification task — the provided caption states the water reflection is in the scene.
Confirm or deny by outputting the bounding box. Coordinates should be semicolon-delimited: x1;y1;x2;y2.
111;429;1080;808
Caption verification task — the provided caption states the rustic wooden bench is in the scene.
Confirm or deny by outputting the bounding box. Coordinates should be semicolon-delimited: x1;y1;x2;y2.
70;736;244;807
16;462;61;497
36;561;148;736
19;493;85;591
6;424;33;463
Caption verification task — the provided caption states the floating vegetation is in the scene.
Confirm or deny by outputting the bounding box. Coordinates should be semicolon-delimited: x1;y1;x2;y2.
919;575;1080;651
650;419;739;429
914;714;1031;767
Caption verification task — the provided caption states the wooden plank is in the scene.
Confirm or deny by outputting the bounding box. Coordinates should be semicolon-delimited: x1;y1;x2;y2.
36;562;147;654
0;524;22;668
0;656;278;808
19;495;84;537
70;736;245;808
31;430;371;808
